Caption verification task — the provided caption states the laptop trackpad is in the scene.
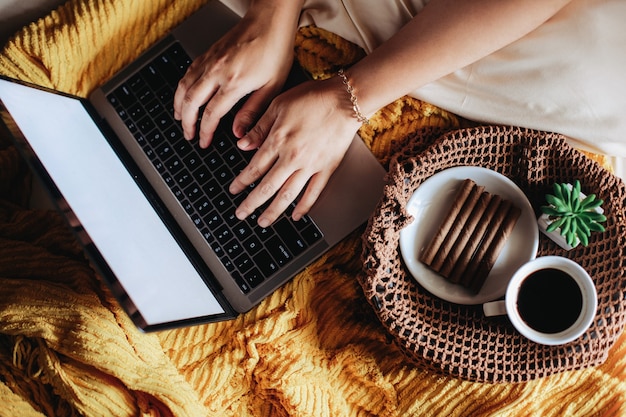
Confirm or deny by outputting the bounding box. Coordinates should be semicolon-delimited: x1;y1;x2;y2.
309;135;386;245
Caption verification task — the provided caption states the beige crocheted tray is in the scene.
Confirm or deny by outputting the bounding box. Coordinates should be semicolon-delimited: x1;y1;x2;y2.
359;125;626;383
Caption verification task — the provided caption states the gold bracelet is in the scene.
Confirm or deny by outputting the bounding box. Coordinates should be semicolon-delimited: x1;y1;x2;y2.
337;69;369;125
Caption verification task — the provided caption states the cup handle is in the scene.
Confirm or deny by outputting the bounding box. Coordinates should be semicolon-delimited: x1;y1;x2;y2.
483;300;507;317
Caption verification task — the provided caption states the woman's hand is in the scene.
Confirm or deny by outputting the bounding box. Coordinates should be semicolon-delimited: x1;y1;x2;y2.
173;1;301;148
230;76;362;227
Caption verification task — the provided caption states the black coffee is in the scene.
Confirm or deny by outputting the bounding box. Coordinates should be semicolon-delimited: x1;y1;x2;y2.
516;268;583;334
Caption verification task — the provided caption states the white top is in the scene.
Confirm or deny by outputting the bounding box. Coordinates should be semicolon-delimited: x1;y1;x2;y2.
222;0;626;163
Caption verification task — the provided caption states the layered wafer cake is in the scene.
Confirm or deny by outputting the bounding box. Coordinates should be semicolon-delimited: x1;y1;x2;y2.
419;178;521;293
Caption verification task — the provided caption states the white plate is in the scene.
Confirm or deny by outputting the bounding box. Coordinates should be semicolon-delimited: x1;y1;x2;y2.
399;166;539;305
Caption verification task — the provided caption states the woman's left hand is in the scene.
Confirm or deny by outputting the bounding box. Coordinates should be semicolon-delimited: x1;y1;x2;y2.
230;76;362;227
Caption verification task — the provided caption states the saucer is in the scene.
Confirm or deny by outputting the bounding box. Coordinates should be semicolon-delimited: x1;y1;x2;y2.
399;166;539;305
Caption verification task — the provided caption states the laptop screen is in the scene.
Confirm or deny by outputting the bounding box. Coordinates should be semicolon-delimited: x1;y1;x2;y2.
0;78;226;325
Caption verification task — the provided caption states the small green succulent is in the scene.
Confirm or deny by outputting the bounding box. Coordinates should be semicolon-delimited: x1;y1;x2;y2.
540;180;606;247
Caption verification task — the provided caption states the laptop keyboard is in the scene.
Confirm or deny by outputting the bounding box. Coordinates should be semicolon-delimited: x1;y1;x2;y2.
105;42;323;294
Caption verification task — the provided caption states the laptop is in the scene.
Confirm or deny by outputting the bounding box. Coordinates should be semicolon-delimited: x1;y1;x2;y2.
0;1;386;331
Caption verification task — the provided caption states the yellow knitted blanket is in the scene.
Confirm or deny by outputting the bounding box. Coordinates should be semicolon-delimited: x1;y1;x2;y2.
0;1;623;416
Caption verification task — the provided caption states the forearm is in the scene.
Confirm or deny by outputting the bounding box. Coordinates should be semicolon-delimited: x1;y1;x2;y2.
348;0;573;117
244;0;305;31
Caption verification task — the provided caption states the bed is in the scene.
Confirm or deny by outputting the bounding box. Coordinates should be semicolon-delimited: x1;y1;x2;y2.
1;1;625;416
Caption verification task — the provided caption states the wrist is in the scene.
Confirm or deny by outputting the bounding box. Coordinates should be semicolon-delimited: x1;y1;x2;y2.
337;69;370;125
248;0;304;26
242;0;303;65
320;75;367;132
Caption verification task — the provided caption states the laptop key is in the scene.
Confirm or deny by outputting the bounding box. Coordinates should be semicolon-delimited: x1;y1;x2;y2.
114;84;136;108
204;151;224;171
201;178;220;198
233;160;247;176
233;192;247;207
144;147;156;160
215;165;234;185
183;151;203;172
190;213;203;229
137;116;155;134
213;193;233;212
224;240;244;259
171;133;191;155
145;98;162;116
211;241;224;258
219;254;235;272
145;130;163;146
193;165;211;185
172;186;185;202
291;211;313;228
300;224;323;246
168;43;192;73
266;236;292;267
155;142;174;160
223;207;239;226
156;86;174;107
184;183;202;202
133;132;148;148
141;64;164;91
126;74;145;92
182;200;194;215
253;250;279;278
213;136;233;153
174;168;192;188
165;156;184;175
200;227;214;244
194;196;211;216
128;103;144;120
135;86;154;104
223;147;240;165
215;224;233;244
232;271;251;294
243;267;264;288
154;111;173;130
204;211;222;230
243;235;262;255
255;224;273;242
154;54;181;89
153;159;165;174
123;119;137;134
164;125;184;143
232;222;253;241
234;255;253;274
162;171;176;188
274;218;307;256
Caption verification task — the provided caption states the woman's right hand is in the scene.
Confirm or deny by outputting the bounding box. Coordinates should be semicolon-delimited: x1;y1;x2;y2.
173;1;302;148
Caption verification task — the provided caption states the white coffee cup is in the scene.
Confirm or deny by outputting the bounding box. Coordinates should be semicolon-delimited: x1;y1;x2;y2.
483;256;597;345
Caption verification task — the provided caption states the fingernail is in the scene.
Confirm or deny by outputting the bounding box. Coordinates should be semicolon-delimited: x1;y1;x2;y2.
258;217;270;228
229;184;242;194
237;138;250;148
235;209;246;220
233;126;244;139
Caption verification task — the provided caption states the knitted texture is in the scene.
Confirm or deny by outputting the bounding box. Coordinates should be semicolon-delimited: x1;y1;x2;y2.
1;1;625;416
360;125;626;383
